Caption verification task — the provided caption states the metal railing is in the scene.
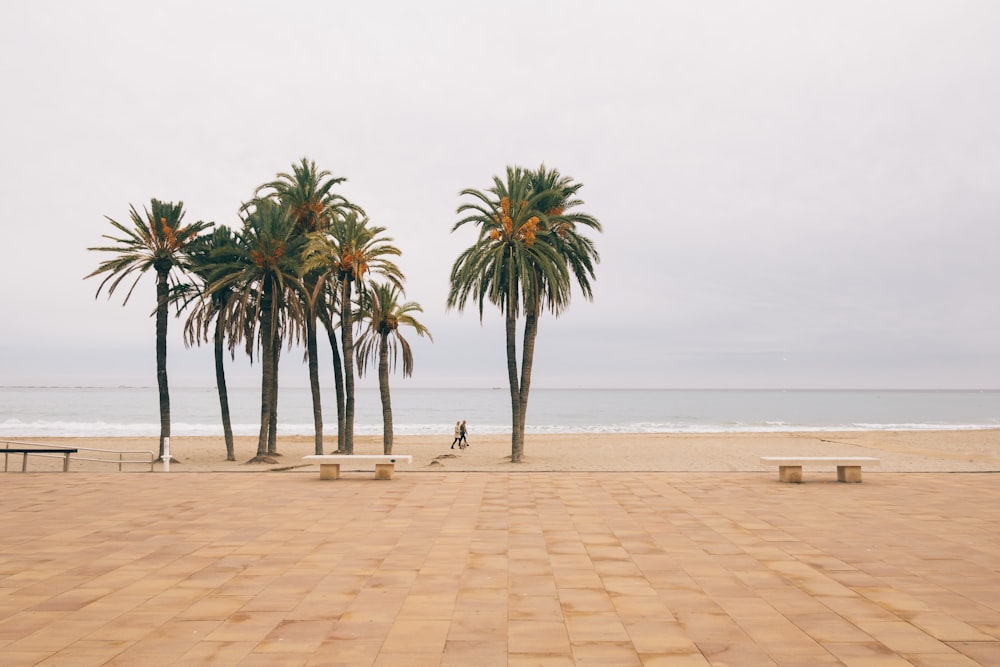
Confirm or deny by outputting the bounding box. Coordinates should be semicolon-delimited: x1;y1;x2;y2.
0;440;155;472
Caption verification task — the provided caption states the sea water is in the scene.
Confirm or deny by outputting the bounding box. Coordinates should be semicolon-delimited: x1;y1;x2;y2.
1;386;999;438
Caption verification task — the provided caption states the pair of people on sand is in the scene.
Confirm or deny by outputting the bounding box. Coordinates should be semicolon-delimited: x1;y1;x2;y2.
450;420;468;449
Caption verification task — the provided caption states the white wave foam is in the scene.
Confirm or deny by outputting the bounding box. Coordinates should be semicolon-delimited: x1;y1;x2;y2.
2;418;997;438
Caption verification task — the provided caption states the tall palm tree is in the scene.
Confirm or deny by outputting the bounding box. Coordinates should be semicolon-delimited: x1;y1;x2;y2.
303;212;403;454
255;158;363;455
518;164;602;443
201;199;306;462
87;199;213;461
447;165;600;462
182;226;241;461
355;282;432;454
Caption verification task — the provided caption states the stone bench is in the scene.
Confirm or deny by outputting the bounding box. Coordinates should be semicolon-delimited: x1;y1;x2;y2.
303;454;413;480
760;456;880;483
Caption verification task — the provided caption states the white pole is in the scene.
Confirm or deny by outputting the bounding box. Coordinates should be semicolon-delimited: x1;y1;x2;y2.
163;437;171;472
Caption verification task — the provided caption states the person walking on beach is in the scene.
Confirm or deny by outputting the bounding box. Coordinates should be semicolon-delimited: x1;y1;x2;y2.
450;421;462;449
459;420;468;449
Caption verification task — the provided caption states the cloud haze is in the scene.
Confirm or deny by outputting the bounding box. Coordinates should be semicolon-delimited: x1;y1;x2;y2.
1;1;998;389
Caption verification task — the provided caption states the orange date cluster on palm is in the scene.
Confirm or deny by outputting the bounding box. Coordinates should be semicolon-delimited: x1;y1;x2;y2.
489;197;539;246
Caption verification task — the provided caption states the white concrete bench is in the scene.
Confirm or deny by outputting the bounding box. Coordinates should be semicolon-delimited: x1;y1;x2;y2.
760;456;880;483
303;454;413;480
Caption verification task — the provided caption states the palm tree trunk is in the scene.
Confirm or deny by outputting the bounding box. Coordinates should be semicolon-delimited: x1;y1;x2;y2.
517;301;541;455
378;335;393;454
331;330;346;453
340;278;355;455
214;316;235;461
306;313;323;455
268;340;280;455
505;274;523;463
254;280;274;459
320;311;346;453
155;268;171;461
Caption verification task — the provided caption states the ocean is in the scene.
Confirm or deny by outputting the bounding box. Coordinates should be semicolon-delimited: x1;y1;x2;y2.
1;386;998;438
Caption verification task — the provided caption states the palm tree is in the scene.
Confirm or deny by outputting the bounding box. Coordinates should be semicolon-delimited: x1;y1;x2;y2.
87;199;213;461
255;158;363;455
518;164;602;444
356;282;432;454
201;198;307;462
303;212;403;454
447;165;601;462
182;226;241;461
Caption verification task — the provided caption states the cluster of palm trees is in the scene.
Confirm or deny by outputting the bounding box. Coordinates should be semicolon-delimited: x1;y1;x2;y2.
448;165;601;463
87;159;430;462
88;159;599;465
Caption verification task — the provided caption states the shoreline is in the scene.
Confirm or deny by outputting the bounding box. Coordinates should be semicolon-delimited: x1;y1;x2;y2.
8;429;1000;473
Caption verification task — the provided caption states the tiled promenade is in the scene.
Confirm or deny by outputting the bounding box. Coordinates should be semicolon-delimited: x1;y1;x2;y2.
1;471;998;666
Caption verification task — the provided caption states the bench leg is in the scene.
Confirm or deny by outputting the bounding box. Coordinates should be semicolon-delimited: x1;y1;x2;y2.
778;465;803;483
374;463;395;480
837;465;863;483
319;463;341;480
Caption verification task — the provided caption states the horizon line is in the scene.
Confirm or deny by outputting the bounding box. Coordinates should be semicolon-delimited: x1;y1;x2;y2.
3;385;999;392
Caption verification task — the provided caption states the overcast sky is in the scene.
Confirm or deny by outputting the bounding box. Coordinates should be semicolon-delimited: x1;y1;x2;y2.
1;1;998;390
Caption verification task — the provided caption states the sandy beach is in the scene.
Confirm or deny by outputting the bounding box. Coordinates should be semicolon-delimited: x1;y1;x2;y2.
9;429;1000;473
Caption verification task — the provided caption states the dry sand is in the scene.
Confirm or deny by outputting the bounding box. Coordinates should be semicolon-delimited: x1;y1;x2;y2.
7;429;999;473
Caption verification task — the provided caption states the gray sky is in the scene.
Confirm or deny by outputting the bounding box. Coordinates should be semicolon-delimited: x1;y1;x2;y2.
2;1;998;389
